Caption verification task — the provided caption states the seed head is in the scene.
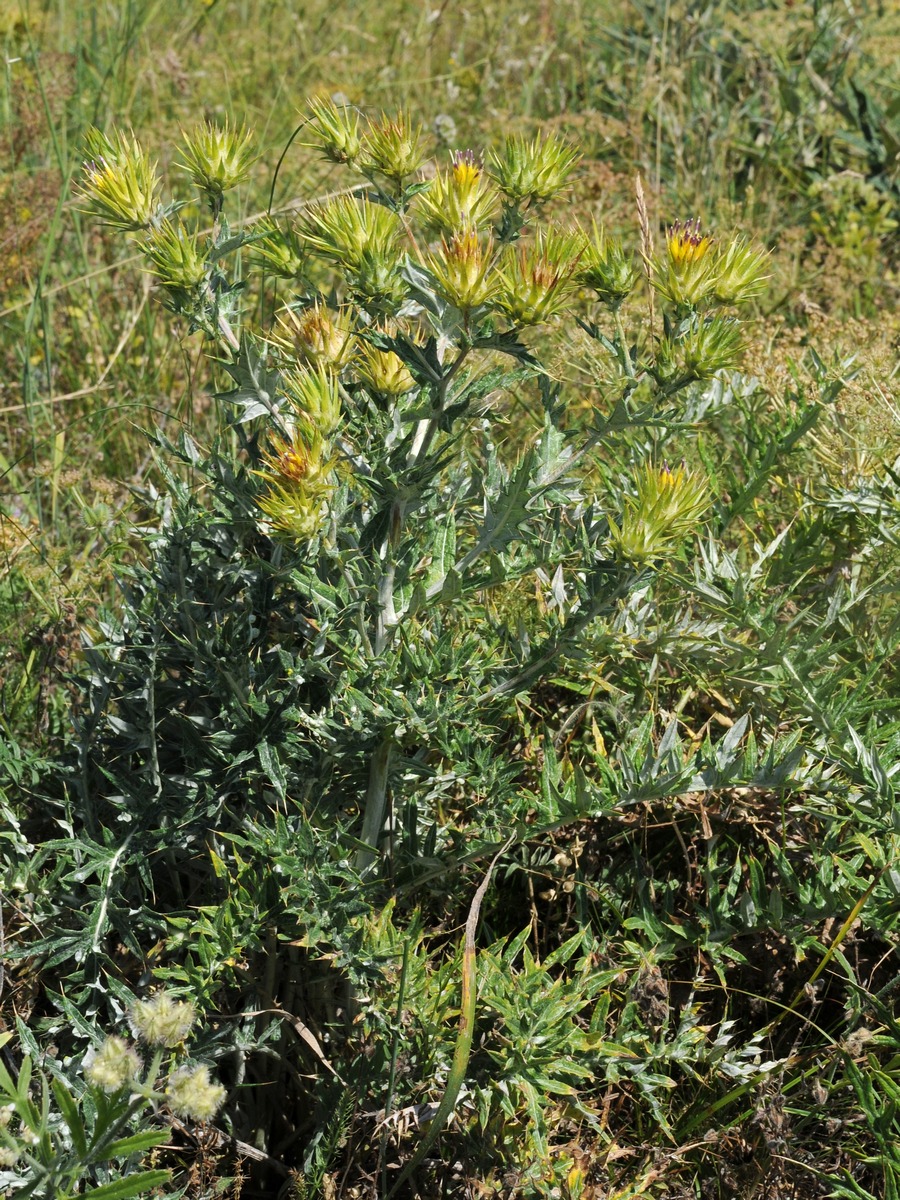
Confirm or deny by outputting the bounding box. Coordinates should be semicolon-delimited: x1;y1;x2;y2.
130;992;197;1047
166;1063;227;1123
84;1036;142;1094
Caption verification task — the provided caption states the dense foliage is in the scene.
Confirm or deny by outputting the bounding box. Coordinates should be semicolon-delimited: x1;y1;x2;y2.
1;3;899;1199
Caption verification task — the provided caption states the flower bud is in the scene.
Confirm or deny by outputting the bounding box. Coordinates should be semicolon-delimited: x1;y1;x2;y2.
578;221;637;310
282;365;343;435
142;219;207;291
81;127;161;232
496;227;585;326
427;227;499;312
361;111;427;184
655;317;744;386
711;236;771;305
179;119;256;204
488;132;580;209
355;338;415;397
254;217;307;279
609;462;710;564
306;95;362;166
166;1063;227;1123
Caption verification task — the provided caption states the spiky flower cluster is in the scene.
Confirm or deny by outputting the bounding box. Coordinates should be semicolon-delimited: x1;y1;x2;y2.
487;132;581;209
654;218;770;313
609;462;710;564
81;127;161;231
417;150;500;237
427;227;499;313
272;303;353;371
179;119;256;211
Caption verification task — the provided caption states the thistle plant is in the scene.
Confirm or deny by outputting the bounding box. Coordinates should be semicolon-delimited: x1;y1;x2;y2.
57;107;804;1191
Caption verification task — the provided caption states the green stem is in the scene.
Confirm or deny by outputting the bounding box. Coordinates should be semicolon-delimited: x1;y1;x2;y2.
386;841;510;1198
356;736;393;875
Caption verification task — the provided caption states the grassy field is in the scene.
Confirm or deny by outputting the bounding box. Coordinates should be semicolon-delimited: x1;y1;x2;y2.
1;1;900;1197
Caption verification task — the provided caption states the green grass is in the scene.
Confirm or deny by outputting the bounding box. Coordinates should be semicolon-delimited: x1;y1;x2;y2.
1;1;899;1197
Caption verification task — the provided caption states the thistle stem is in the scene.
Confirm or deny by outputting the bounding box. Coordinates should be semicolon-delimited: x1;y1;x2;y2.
356;735;393;874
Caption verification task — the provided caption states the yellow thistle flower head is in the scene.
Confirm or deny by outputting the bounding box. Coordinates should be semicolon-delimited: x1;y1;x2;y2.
417;150;500;239
81;127;161;232
609;461;710;565
666;217;714;269
427;227;499;312
450;149;482;197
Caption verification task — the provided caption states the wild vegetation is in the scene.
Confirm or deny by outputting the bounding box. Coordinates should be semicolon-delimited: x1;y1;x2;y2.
1;2;899;1198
